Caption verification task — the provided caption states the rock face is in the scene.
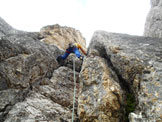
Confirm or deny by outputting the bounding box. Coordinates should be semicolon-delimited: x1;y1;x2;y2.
78;56;126;121
0;17;83;122
82;31;162;122
0;17;16;37
40;24;86;51
4;67;80;122
1;4;162;121
0;17;29;38
144;0;162;38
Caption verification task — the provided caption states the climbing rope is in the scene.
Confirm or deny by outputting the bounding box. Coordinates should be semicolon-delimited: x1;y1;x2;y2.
72;58;76;122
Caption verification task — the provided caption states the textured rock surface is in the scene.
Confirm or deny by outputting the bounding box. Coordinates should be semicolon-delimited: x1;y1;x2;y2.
4;67;80;122
144;0;162;38
88;31;162;122
0;17;16;37
0;17;83;122
0;89;29;122
0;33;60;90
78;56;126;122
0;17;30;38
40;24;87;51
5;92;72;122
2;5;162;121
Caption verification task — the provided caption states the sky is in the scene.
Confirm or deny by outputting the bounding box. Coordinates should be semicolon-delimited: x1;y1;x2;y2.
0;0;151;45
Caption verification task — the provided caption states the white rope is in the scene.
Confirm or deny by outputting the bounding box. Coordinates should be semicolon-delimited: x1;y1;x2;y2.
72;58;76;122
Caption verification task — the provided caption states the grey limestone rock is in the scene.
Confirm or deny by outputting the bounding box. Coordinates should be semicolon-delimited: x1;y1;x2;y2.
4;66;80;122
0;17;15;37
88;31;162;122
78;56;126;122
0;17;83;122
144;0;162;38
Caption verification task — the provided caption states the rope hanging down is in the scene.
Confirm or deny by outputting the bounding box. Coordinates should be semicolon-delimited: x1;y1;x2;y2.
72;58;76;122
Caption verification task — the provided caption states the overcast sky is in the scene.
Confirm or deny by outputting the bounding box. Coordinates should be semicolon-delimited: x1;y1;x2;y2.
0;0;150;45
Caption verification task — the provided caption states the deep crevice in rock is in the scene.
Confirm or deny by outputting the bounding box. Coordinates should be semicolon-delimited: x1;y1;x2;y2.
92;44;137;121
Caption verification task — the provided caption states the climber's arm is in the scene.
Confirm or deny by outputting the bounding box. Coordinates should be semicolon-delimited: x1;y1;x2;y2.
78;44;87;55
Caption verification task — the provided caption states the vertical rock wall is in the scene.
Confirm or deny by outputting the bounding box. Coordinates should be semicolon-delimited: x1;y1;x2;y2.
79;31;162;122
144;0;162;38
78;55;126;121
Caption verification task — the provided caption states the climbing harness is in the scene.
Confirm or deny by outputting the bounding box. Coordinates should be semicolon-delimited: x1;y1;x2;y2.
72;58;76;122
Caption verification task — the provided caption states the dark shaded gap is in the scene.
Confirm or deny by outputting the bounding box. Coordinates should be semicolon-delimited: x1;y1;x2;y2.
89;42;136;122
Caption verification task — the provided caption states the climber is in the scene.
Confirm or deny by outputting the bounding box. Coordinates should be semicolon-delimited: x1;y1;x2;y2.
57;43;87;62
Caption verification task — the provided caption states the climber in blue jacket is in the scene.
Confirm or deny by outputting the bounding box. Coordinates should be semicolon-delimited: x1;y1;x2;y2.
57;43;87;62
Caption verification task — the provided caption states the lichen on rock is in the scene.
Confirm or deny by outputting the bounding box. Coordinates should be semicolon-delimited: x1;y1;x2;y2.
87;31;162;122
78;56;126;122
